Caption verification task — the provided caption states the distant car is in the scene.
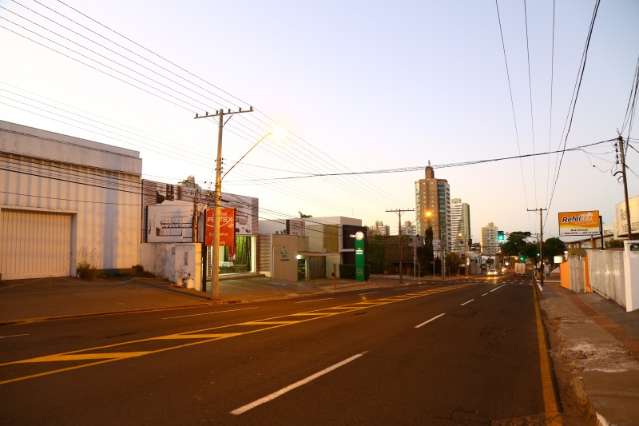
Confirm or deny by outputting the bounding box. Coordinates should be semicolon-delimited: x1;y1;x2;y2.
487;268;498;276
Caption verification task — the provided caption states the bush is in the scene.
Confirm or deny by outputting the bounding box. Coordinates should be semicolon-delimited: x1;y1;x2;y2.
132;264;145;276
77;262;97;280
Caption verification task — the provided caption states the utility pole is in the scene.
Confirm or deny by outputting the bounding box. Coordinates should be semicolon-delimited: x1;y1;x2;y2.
386;208;415;284
195;107;253;300
527;208;547;286
599;215;605;250
617;136;635;240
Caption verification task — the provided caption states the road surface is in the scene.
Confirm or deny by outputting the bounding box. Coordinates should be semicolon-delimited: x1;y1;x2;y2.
0;275;565;425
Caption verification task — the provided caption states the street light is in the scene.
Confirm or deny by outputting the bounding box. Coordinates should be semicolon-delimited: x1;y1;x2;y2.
222;126;287;180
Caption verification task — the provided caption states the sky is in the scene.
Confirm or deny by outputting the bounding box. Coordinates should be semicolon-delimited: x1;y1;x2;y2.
0;0;638;242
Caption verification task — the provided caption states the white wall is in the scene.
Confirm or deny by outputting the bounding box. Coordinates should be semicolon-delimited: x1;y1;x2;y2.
589;249;626;307
0;121;141;274
624;241;639;312
140;243;202;289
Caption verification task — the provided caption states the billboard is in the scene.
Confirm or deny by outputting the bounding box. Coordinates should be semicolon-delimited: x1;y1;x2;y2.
205;208;236;253
146;201;193;243
558;210;601;237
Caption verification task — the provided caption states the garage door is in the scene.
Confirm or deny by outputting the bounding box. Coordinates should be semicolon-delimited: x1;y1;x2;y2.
0;209;72;280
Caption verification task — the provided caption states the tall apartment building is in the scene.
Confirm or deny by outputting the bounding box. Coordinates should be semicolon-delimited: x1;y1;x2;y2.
415;163;451;253
481;222;499;255
450;198;471;253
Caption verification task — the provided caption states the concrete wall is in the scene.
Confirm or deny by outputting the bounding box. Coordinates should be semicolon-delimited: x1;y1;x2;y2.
271;234;300;282
588;249;626;308
0;121;142;275
141;243;202;289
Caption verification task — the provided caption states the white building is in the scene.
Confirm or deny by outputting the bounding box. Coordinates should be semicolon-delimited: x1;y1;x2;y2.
369;220;390;236
481;222;499;256
616;195;639;237
450;198;471;254
0;121;142;280
401;220;416;236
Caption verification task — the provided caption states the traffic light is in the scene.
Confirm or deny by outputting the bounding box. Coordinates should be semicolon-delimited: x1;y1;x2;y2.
519;255;526;262
497;231;505;242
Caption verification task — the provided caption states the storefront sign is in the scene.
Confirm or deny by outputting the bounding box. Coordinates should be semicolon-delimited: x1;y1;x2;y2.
558;210;600;237
205;208;236;255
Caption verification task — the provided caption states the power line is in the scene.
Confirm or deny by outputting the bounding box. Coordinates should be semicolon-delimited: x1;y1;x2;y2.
494;0;530;216
545;0;556;211
227;137;618;182
523;0;538;207
2;0;402;206
545;0;601;228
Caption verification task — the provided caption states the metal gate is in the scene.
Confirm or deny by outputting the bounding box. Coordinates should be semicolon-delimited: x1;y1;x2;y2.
0;209;72;280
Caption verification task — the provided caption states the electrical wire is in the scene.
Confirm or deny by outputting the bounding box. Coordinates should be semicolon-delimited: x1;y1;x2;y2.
545;0;601;227
494;0;530;217
523;0;538;207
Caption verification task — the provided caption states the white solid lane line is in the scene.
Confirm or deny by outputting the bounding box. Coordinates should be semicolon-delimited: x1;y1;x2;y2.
0;333;30;339
414;313;446;329
230;352;367;415
481;292;490;296
161;307;258;320
460;298;474;306
294;297;335;304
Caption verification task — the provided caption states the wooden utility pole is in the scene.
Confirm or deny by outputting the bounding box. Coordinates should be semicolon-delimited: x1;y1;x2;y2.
386;208;415;284
527;208;547;286
195;107;253;300
617;136;635;239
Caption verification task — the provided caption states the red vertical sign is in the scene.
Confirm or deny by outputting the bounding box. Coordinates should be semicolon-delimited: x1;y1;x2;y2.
205;208;236;256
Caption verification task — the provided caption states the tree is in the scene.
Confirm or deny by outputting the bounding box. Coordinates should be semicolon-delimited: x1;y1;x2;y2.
543;238;566;264
501;231;531;257
522;242;539;261
418;226;434;275
298;211;312;218
446;252;462;275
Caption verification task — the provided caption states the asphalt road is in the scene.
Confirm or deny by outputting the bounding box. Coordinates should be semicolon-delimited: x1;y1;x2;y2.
0;276;560;425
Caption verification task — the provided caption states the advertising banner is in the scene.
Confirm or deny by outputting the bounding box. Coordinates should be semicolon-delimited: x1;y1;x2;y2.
558;210;600;237
205;208;236;254
146;202;193;243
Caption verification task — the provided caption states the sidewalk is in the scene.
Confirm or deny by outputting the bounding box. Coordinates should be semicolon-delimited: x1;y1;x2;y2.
0;276;211;324
0;274;467;324
540;282;639;426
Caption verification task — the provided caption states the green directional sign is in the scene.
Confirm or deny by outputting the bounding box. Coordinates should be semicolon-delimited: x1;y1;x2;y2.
355;231;366;282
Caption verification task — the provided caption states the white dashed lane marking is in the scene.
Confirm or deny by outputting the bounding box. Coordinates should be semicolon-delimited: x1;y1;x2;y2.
414;313;446;329
460;298;474;306
230;352;367;415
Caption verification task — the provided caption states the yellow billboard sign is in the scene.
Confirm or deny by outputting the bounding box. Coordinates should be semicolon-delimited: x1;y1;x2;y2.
558;210;601;237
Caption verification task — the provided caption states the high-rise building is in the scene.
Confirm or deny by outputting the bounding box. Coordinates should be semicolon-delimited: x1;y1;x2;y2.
415;162;451;253
401;220;416;236
481;222;499;255
369;220;390;236
450;198;471;253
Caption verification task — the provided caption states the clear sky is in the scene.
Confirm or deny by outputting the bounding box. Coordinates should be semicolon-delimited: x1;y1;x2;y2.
0;0;637;241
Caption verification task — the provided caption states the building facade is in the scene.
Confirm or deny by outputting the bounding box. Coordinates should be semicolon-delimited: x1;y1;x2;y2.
415;163;451;253
0;121;142;280
401;220;416;236
369;220;390;236
616;195;639;238
450;198;471;254
481;222;499;256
